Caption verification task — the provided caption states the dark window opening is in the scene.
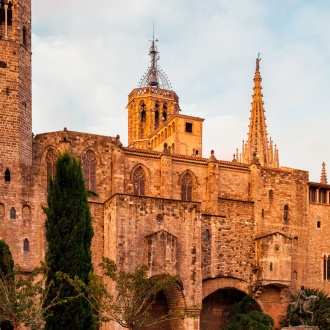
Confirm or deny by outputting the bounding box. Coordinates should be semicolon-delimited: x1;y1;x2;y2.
205;229;210;241
141;109;146;122
4;168;10;182
317;221;321;228
283;204;289;221
0;2;13;26
185;122;192;133
181;172;193;201
10;207;16;219
133;167;146;196
320;190;327;204
23;238;29;252
22;26;27;45
309;188;317;202
269;189;274;201
261;209;264;218
270;262;273;272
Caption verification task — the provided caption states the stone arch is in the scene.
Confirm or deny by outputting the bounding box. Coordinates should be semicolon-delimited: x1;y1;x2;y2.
81;148;98;192
179;170;198;201
139;280;185;330
201;278;260;330
130;164;150;196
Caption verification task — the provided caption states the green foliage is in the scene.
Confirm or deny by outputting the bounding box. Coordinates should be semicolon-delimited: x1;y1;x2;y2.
0;241;14;277
222;295;274;330
43;152;95;330
282;288;330;329
0;248;63;329
66;258;191;329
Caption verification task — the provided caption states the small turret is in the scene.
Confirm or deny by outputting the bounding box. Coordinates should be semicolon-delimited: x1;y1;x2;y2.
320;162;328;184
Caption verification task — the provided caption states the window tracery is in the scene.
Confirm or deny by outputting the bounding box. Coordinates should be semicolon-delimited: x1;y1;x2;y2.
181;172;193;201
133;167;146;196
82;150;97;192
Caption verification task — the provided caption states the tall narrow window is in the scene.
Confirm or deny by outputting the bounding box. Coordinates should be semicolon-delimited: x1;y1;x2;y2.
4;169;10;182
82;150;96;192
154;103;159;129
140;101;146;123
309;187;317;202
46;149;57;190
181;172;193;201
133;167;146;196
22;26;27;45
162;104;167;122
270;262;273;272
320;189;327;204
325;255;330;280
23;238;29;252
10;207;16;219
205;229;210;241
269;189;274;201
283;204;289;221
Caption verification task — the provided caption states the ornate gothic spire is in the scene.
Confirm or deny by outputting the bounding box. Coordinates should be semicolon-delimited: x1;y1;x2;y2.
240;55;279;168
320;162;328;184
138;34;172;90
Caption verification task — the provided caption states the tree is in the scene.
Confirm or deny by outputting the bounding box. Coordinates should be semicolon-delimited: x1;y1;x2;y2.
222;295;274;330
43;152;95;330
0;241;62;330
67;258;194;330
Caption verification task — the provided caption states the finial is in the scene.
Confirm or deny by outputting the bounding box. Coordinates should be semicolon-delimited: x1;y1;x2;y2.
256;52;261;72
320;162;328;184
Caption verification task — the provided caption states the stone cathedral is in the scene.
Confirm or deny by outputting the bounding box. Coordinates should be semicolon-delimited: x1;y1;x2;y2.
1;1;330;329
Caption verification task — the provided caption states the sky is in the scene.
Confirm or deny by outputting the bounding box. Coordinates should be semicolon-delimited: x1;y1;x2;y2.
31;0;330;182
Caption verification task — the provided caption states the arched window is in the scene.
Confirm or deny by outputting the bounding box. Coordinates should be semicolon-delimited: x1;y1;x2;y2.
140;101;146;123
46;149;57;190
23;238;29;252
162;104;167;122
269;189;274;201
10;207;16;219
205;229;210;241
4;168;10;182
181;172;193;201
283;204;289;221
133;167;146;196
82;150;96;192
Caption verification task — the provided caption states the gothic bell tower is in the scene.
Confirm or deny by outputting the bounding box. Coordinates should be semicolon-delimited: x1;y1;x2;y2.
0;0;32;166
127;37;180;148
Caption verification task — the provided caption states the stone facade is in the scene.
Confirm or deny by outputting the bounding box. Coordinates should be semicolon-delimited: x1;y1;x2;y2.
1;2;330;330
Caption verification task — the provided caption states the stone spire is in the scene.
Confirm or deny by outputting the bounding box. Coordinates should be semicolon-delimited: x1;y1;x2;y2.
240;55;279;168
320;162;327;184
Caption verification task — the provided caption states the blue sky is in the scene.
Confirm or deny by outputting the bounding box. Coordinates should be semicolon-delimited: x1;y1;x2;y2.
32;0;330;182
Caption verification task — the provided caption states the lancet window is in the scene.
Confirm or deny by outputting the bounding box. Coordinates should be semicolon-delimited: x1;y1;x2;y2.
154;103;160;129
46;149;57;190
10;207;16;219
82;150;96;192
181;172;193;201
283;204;289;221
23;238;29;252
133;167;146;196
140;101;146;123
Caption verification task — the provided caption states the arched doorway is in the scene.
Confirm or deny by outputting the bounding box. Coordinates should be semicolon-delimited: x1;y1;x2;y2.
201;288;247;330
138;282;185;330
